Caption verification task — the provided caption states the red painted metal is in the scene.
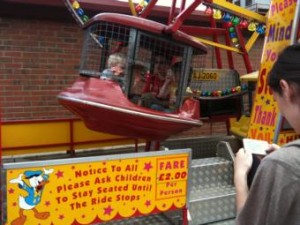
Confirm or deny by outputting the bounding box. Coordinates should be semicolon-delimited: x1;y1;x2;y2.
58;77;202;141
85;12;164;34
168;0;177;25
145;141;151;152
243;51;253;73
235;27;253;73
224;25;234;69
165;0;203;33
154;141;160;150
183;207;188;225
210;17;223;68
180;0;186;12
139;0;158;19
134;139;138;152
60;12;206;141
2;0;62;6
68;119;75;155
180;26;227;36
0;99;2;225
84;13;207;52
145;141;161;151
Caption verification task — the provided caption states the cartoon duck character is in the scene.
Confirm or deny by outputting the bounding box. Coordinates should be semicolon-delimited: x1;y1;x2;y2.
9;168;54;225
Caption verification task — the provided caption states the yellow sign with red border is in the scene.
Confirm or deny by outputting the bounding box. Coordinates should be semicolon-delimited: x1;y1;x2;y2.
247;0;298;143
3;150;190;225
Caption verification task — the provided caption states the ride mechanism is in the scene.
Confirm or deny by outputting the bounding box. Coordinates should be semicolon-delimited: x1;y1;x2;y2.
59;0;283;147
1;2;299;225
63;0;266;71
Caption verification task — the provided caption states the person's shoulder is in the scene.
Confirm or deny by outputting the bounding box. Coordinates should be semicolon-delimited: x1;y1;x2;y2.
267;139;300;156
273;139;300;156
263;139;300;170
284;139;300;148
101;69;113;79
112;75;124;82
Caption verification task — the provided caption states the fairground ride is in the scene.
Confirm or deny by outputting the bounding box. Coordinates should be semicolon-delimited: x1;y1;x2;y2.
59;0;269;149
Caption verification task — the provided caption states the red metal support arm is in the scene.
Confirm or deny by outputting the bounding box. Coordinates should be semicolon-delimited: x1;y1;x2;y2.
165;0;203;33
139;0;158;18
235;26;253;73
180;26;226;36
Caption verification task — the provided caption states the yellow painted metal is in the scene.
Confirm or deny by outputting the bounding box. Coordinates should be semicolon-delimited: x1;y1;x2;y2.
245;31;260;52
246;0;298;143
128;0;137;16
194;37;242;53
229;115;250;138
72;120;116;142
3;121;69;148
2;120;139;156
240;71;259;82
209;0;267;23
191;1;267;54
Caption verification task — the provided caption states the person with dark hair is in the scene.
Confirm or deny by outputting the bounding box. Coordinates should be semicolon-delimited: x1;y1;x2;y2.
140;55;174;111
234;44;300;225
129;61;147;104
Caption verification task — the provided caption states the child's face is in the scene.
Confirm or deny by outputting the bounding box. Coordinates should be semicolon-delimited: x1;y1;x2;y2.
154;56;169;76
112;63;125;76
133;67;145;77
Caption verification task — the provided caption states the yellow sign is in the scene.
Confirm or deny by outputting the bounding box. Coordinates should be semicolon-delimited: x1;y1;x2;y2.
192;70;219;81
278;131;300;145
3;150;190;225
247;0;297;143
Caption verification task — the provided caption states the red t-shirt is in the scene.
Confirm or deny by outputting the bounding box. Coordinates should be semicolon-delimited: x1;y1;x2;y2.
142;73;165;96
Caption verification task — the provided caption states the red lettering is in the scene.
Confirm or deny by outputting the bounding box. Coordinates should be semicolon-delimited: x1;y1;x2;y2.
159;160;186;170
258;68;266;94
257;68;272;95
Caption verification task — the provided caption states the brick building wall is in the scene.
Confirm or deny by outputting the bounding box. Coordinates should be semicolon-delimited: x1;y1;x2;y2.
0;17;82;121
0;14;264;136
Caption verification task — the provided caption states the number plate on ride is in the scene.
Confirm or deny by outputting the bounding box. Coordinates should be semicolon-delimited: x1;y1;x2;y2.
192;70;219;81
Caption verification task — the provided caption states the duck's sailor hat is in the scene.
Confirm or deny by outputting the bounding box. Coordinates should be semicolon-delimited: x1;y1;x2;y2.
25;170;43;179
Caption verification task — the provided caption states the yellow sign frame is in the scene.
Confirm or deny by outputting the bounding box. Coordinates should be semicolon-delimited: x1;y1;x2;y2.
247;0;299;144
2;149;191;225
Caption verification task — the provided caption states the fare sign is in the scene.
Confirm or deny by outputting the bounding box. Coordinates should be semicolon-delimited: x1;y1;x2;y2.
3;150;190;225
